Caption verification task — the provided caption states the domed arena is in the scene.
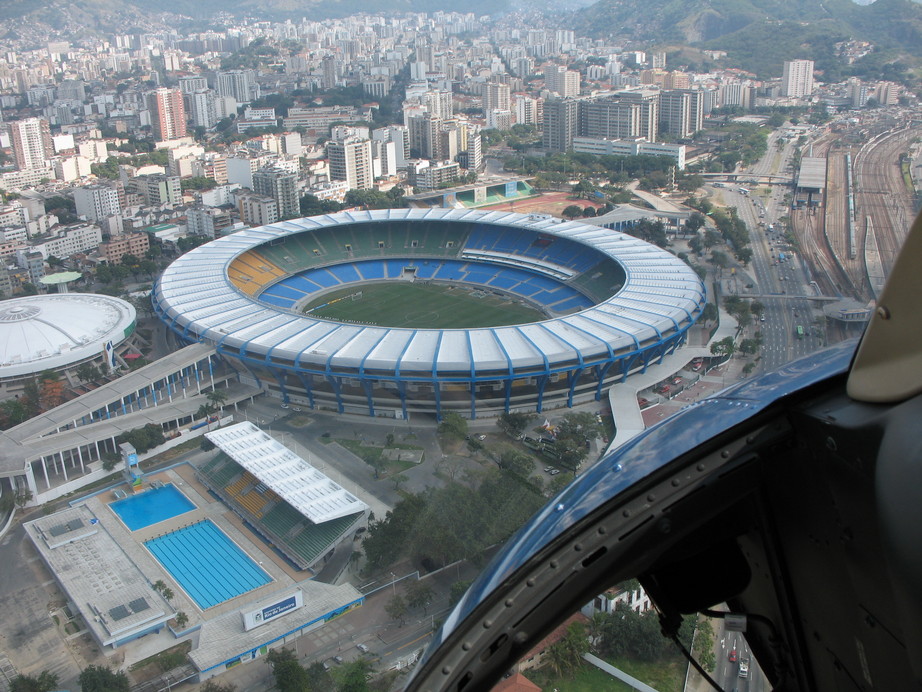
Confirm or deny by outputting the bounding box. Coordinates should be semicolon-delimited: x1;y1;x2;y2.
0;293;136;398
153;209;705;418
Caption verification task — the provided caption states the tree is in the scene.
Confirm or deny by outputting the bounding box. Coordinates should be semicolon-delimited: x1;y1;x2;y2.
139;259;158;279
545;621;588;675
750;300;765;316
206;389;227;411
391;473;408;491
76;363;101;382
449;579;472;606
161;587;174;602
438;412;468;441
406;580;434;614
496;411;535;438
14;490;32;508
701;302;719;325
10;672;57;692
78;665;130;692
266;648;310;692
386;593;409;626
9;671;59;692
710;336;736;357
332;658;373;692
683;212;706;235
303;661;333;692
739;338;760;355
174;611;188;629
200;680;237;692
562;204;583;219
495;446;535;477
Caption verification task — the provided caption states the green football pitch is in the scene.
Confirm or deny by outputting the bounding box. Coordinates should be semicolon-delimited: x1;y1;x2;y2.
302;282;547;328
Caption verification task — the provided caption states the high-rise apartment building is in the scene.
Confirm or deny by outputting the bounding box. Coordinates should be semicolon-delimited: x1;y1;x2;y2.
178;76;208;95
252;167;300;220
782;60;815;98
408;113;444;160
189;90;217;129
514;95;540;126
659;89;704;139
148;88;187;141
544;65;580;98
215;70;259;104
73;184;122;222
9;117;53;170
327;138;374;191
484;82;511;116
542;99;579;152
237;192;278;227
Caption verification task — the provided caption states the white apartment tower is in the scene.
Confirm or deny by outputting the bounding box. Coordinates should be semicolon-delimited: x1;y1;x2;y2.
484;83;511;115
327;138;374;191
190;90;217;129
782;60;815;98
545;65;580;98
73;184;122;222
9;117;53;170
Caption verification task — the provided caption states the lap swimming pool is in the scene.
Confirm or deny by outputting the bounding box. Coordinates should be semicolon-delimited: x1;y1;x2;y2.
109;484;196;531
144;520;272;609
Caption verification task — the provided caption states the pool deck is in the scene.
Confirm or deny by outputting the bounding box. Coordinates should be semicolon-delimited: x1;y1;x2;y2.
88;469;297;629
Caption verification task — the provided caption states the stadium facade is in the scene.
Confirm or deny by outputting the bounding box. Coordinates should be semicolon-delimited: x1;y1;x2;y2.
153;209;705;419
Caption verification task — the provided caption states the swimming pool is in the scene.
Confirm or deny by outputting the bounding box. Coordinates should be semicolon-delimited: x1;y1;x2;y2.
109;484;196;531
144;520;272;609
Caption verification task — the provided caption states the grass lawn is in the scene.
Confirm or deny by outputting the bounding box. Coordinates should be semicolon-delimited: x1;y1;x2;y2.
303;281;545;328
525;652;687;692
336;438;422;476
528;662;634;691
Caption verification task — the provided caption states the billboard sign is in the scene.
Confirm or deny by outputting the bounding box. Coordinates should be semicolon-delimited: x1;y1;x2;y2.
243;590;303;631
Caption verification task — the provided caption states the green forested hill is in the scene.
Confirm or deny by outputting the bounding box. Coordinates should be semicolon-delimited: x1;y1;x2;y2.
572;0;921;79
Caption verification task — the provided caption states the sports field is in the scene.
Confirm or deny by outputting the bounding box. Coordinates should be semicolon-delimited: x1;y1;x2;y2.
303;282;547;328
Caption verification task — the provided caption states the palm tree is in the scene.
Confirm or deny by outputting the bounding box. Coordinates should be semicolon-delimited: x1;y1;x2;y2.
161;587;174;602
174;611;188;629
206;389;227;416
152;580;166;594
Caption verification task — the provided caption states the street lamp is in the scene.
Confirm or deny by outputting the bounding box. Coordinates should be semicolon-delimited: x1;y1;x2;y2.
390;572;397;595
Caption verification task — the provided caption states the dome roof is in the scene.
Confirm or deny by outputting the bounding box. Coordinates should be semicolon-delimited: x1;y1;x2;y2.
0;294;136;379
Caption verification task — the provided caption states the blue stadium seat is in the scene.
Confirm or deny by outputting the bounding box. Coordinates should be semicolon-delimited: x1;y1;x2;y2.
327;264;361;283
356;260;385;280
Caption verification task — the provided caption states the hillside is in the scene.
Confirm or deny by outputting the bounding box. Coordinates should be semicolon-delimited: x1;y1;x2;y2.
0;0;511;25
571;0;922;79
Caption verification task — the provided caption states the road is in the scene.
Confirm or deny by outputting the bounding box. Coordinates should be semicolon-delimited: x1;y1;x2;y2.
716;130;818;371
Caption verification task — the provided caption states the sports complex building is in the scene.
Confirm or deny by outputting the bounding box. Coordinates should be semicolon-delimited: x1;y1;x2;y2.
153;209;706;419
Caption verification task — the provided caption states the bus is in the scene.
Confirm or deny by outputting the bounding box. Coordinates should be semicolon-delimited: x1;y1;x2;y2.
738;187;750;195
795;325;804;339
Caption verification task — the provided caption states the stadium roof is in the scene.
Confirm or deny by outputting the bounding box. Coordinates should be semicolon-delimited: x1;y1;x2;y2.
0;294;136;379
155;208;704;374
205;422;368;524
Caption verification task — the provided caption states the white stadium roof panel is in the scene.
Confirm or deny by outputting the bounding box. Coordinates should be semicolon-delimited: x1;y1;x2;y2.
206;422;367;523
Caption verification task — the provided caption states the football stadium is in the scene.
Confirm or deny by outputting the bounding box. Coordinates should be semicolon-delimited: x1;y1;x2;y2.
153;209;705;419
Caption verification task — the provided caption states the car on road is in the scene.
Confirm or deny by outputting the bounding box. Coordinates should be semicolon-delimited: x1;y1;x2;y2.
544;466;553;473
761;314;766;322
357;643;370;653
638;397;650;407
477;434;486;441
729;648;738;663
280;403;289;409
671;376;683;385
549;469;561;476
333;656;344;664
